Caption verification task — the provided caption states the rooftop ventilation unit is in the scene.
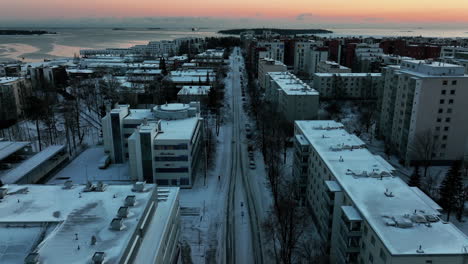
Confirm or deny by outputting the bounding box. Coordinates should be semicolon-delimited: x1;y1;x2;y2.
384;189;394;197
110;218;124;231
63;180;73;189
24;252;39;264
0;188;8;199
92;252;105;264
117;206;129;218
84;181;96;192
95;181;106;192
132;182;146;192
125;195;136;206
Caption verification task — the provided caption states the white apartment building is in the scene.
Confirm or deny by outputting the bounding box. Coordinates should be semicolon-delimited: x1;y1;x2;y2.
177;85;210;106
293;120;468;264
265;72;319;122
378;60;468;163
294;41;319;74
355;44;384;72
444;52;468;74
257;58;287;90
313;73;382;99
0;183;180;264
307;47;329;76
102;102;203;187
316;61;352;74
440;46;468;58
257;41;285;62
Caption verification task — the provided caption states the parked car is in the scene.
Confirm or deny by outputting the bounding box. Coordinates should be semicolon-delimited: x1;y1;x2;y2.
249;160;256;170
98;155;111;169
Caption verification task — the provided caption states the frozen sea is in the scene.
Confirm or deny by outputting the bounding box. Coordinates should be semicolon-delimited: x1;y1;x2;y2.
1;26;467;62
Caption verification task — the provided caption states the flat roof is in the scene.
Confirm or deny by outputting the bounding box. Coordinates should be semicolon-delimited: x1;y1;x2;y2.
124;109;153;121
0;141;30;161
296;120;468;255
0;184;178;264
314;73;382;77
0;77;22;85
178;85;211;96
268;72;319;95
1;145;65;184
155;117;200;141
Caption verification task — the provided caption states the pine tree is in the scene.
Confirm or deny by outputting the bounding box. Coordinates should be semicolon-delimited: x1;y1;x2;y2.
160;57;167;76
408;165;421;188
439;160;463;221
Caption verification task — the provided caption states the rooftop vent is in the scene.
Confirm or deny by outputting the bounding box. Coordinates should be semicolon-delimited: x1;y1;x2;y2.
95;181;106;192
24;252;39;264
125;195;136;206
117;206;129;218
416;245;424;254
0;188;8;199
84;181;96;192
132;182;146;192
384;189;394;197
110;218;124;231
63;180;73;189
92;252;105;264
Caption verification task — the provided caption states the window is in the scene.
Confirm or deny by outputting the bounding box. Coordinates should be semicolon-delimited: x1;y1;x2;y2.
155;167;189;173
438;108;443;113
156;179;169;185
371;235;376;246
435;126;440;131
426;261;433;264
443;80;448;85
441;144;447;149
439;99;445;104
436;118;441;122
379;249;387;262
362;241;366;250
452;80;457;85
434;135;439;140
449;99;454;104
442;135;448;140
444;126;449;131
446;117;451;123
450;89;456;95
441;89;446;95
364;225;368;236
447;108;453;113
368;253;374;263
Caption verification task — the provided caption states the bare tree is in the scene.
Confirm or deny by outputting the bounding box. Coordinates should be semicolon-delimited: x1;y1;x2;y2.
408;129;437;178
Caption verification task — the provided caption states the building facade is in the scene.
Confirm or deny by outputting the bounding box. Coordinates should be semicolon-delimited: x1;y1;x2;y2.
316;61;352;74
265;72;319;122
378;60;468;163
257;58;287;90
313;73;382;99
293;120;468;264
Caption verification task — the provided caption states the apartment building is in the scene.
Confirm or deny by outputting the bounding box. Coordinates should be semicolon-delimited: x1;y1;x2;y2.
177;85;211;106
265;72;319;122
440;46;468;58
378;60;468;163
313;73;382;99
0;77;31;124
293;120;468;264
257;41;285;62
257;58;287;90
316;61;352;74
102;102;203;187
294;41;319;74
0;183;180;264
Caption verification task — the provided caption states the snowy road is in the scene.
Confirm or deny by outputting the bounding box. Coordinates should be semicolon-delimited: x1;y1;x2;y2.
224;48;264;264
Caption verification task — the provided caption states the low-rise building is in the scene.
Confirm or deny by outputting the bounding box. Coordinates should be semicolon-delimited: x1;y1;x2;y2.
0;183;180;264
257;58;287;90
102;103;203;187
378;60;468;163
177;85;210;106
293;120;468;264
313;73;382;99
265;72;319;122
316;61;352;74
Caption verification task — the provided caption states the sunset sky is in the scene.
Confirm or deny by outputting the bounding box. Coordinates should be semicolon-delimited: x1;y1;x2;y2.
1;0;468;26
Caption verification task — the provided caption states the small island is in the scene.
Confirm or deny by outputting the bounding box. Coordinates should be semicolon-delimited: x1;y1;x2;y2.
0;30;56;35
218;28;333;35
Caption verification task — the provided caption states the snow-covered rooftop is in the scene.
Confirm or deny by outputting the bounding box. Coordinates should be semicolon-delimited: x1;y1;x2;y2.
0;184;178;264
296;120;468;255
155;117;200;141
314;73;382;78
0;145;65;184
0;77;22;85
0;141;30;161
268;72;319;95
178;85;211;96
124;109;153;121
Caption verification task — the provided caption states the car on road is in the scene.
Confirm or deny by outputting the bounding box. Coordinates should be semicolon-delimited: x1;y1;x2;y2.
248;152;254;158
98;155;111;169
245;124;251;132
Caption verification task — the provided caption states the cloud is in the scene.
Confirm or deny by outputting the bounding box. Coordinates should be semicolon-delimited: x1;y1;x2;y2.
296;13;316;21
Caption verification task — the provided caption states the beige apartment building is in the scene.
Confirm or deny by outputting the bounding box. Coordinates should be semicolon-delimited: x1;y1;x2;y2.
293;120;468;264
378;60;468;163
257;57;287;90
265;72;319;122
313;73;382;99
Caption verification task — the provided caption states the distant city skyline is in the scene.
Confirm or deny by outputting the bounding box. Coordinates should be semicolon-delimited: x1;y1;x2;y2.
1;0;468;27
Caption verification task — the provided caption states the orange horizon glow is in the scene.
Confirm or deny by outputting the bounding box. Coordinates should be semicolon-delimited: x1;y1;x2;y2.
1;0;468;23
